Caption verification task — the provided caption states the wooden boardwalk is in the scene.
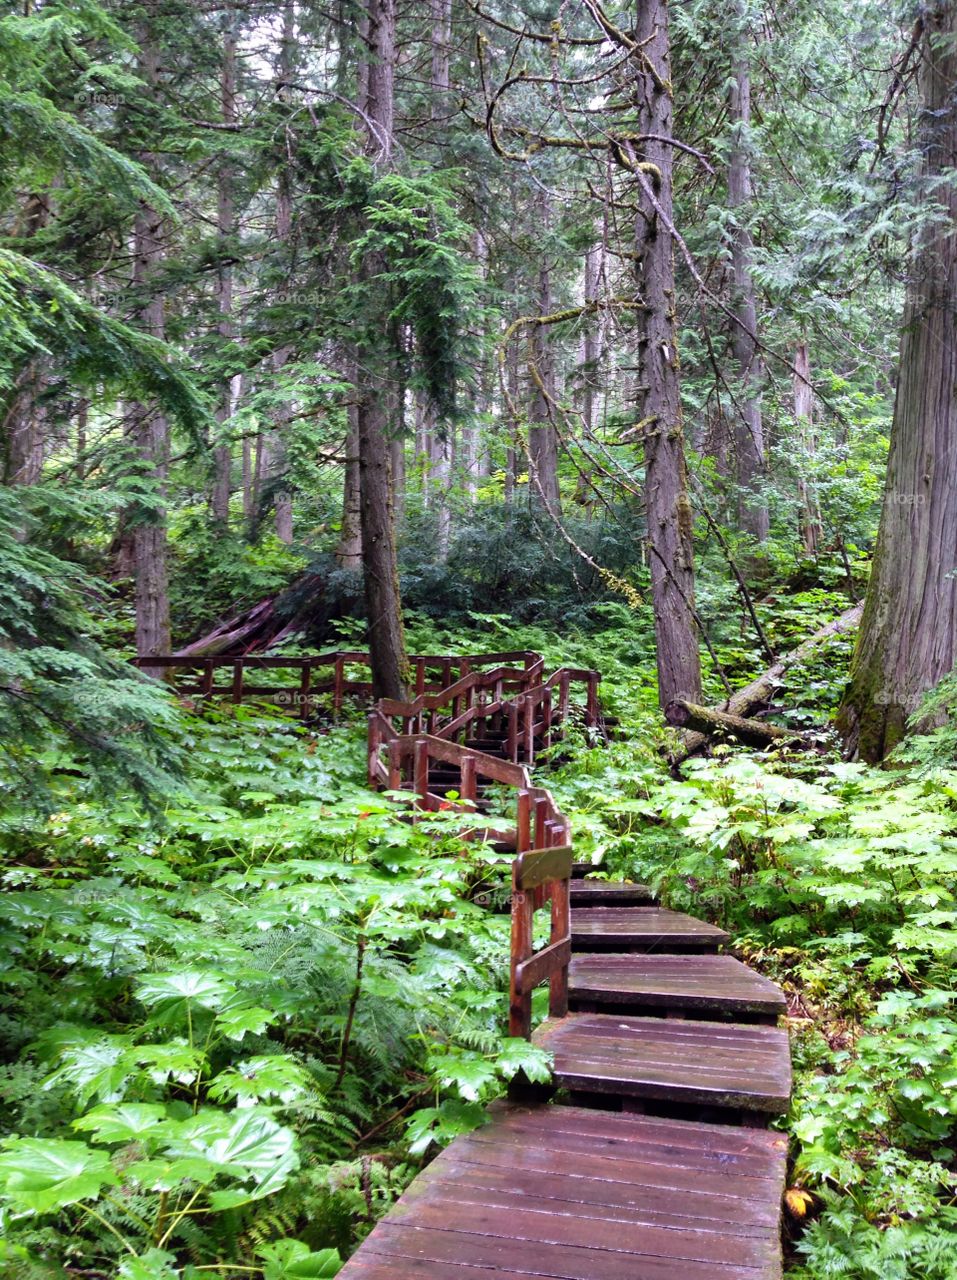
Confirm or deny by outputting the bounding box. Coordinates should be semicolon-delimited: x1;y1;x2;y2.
144;650;791;1278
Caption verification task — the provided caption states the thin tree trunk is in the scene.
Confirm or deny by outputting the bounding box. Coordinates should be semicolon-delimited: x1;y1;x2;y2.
337;391;363;569
838;0;957;760
212;14;238;524
528;198;562;514
357;0;407;698
629;0;702;708
793;342;822;557
728;13;769;543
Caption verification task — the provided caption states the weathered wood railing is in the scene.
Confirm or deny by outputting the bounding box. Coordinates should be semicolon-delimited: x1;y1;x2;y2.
132;650;547;717
509;844;572;1039
137;648;590;1041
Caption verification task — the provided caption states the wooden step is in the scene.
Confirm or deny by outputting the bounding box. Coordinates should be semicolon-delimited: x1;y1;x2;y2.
337;1101;787;1280
534;1014;792;1117
571;907;729;953
570;878;655;907
568;954;786;1022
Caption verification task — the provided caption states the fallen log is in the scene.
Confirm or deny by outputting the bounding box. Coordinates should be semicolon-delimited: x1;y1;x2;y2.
665;700;807;749
668;602;863;764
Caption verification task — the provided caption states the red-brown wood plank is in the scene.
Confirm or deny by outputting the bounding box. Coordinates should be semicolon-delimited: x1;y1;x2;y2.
571;907;729;953
570;879;655;907
337;1104;785;1280
534;1014;791;1113
568;954;785;1018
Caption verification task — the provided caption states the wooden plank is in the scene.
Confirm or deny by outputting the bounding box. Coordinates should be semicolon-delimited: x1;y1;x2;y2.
534;1014;791;1113
570;879;655;906
570;908;728;953
568;954;786;1018
515;845;573;890
514;938;571;995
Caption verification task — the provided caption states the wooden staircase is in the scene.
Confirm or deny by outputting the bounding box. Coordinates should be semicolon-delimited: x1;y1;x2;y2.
141;650;791;1277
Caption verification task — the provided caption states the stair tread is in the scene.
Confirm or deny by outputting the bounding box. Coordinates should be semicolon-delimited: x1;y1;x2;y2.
534;1013;791;1112
568;953;786;1017
571;907;729;952
569;879;655;906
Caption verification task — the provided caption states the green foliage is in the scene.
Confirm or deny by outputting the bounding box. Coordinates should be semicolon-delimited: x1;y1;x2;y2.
0;703;546;1276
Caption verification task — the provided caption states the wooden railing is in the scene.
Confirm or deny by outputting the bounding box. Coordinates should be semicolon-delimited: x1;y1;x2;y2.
510;845;572;1039
132;650;546;718
136;648;592;1041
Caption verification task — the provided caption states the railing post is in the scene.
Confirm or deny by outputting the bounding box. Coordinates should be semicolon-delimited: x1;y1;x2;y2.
509;858;534;1039
543;689;553;748
523;697;534;763
559;671;570;724
201;659;214;698
413;739;430;810
516;789;531;852
298;660;312;719
388;739;402;791
367;712;379;787
534;795;549;849
333;655;345;719
587;671;600;727
507;701;519;763
415;659;426;696
460;753;476;808
231;659;244;704
549;873;570;1019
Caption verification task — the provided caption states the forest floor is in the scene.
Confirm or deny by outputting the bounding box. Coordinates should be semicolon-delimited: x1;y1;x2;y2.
3;608;957;1279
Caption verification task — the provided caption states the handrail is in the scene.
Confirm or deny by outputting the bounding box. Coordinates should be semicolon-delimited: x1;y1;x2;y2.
135;647;598;1040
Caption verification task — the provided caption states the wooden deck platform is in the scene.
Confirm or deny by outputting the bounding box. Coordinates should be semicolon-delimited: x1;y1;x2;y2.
571;907;729;953
338;1102;787;1280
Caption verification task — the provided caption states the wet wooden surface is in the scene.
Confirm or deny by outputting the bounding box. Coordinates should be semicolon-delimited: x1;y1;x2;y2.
568;954;786;1019
534;1015;792;1114
338;1102;787;1279
569;879;655;907
571;907;729;953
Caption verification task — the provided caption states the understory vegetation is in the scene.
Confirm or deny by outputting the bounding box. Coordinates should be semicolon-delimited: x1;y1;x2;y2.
3;602;957;1279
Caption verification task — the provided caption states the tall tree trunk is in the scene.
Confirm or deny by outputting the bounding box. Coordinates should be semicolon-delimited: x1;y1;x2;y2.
629;0;702;708
271;0;296;544
528;201;562;513
838;0;957;760
212;14;238;524
337;381;363;569
123;33;171;669
727;12;769;543
357;0;407;698
793;342;822;556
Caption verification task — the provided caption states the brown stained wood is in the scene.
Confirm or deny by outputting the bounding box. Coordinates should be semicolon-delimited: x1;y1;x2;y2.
337;1105;785;1280
570;879;655;906
514;938;572;994
515;845;573;890
534;1014;791;1114
571;907;729;953
568;954;786;1018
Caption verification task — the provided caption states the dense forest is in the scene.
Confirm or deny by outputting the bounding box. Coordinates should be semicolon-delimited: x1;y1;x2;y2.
5;0;957;1275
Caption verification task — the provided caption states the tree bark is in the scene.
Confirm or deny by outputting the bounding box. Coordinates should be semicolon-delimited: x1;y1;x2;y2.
666;699;806;748
270;0;297;545
357;0;408;699
212;13;239;525
123;32;171;670
727;9;769;543
629;0;702;709
793;342;822;556
528;196;562;514
838;2;957;761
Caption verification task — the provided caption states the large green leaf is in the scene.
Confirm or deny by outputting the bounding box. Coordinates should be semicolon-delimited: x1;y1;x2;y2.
136;970;234;1016
73;1104;170;1145
0;1137;119;1213
258;1240;341;1279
